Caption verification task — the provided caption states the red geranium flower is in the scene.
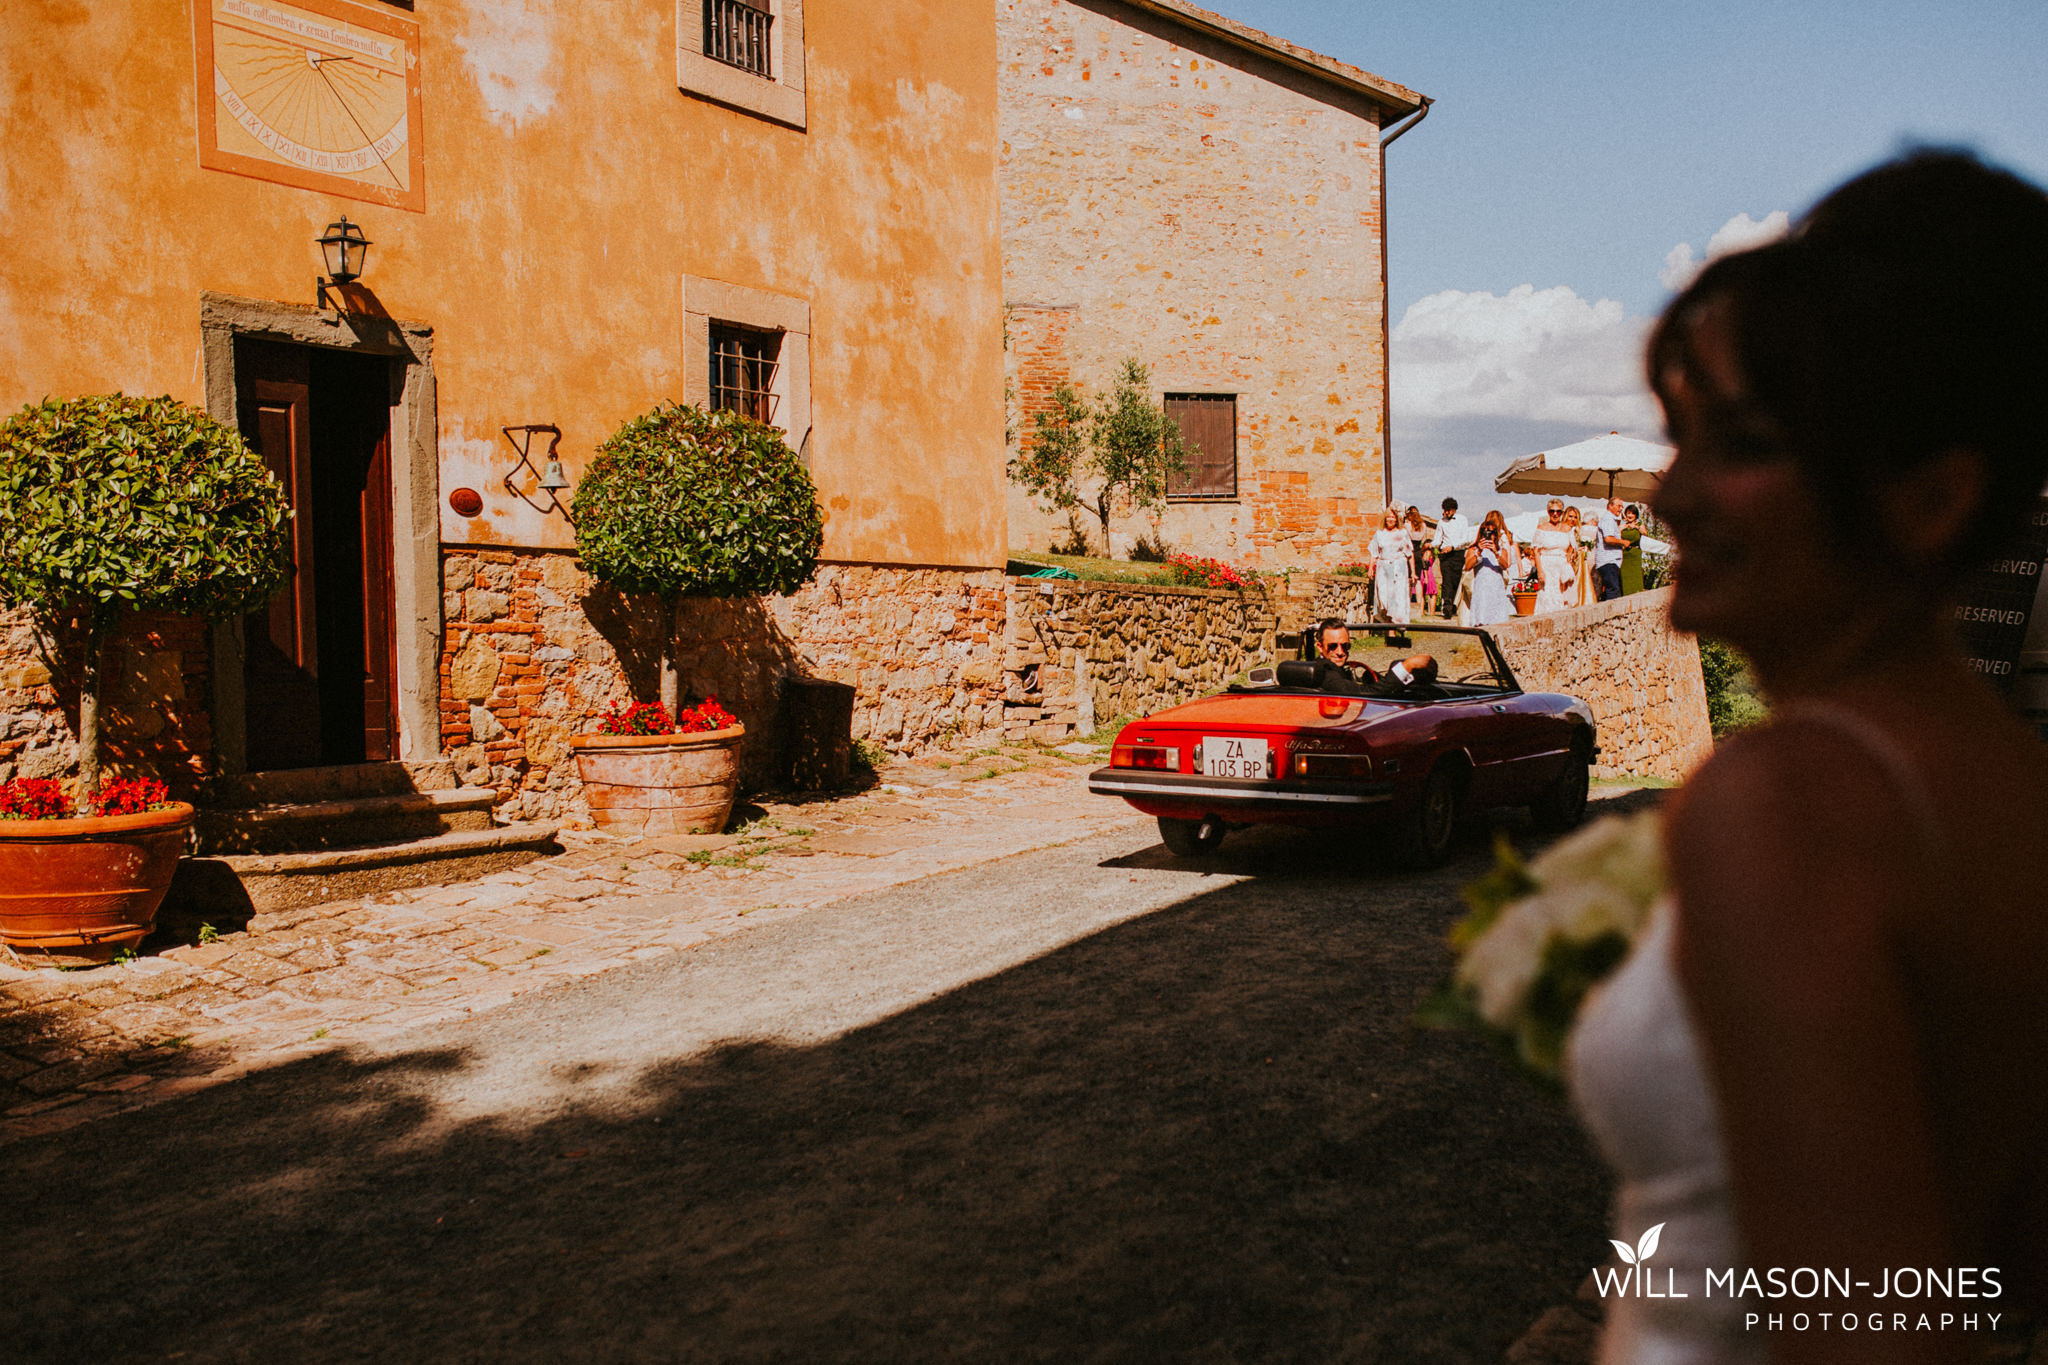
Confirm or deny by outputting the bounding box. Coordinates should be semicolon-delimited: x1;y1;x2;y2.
0;778;70;820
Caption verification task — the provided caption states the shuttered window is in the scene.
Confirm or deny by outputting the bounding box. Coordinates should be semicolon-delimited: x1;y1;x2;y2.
1165;393;1237;500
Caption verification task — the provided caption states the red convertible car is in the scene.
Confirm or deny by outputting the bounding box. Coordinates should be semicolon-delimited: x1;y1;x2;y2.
1088;623;1597;864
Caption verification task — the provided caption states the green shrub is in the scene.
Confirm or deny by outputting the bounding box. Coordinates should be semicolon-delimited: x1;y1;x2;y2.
1128;530;1172;563
0;394;292;798
1698;638;1766;737
574;403;822;709
574;404;822;602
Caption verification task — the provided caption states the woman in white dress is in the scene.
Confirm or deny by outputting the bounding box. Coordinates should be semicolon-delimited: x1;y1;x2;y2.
1564;507;1596;606
1532;500;1576;613
1464;510;1513;626
1569;151;2048;1364
1367;507;1412;624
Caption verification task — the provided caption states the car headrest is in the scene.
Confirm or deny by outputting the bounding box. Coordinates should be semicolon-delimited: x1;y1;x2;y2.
1276;659;1328;689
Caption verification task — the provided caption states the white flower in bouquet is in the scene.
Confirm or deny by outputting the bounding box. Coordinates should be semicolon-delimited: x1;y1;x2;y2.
1423;810;1665;1080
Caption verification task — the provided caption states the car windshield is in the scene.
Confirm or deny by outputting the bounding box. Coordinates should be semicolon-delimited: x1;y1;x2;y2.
1277;624;1515;692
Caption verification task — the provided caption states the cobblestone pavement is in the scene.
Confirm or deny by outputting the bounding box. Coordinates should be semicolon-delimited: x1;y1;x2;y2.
0;742;1143;1145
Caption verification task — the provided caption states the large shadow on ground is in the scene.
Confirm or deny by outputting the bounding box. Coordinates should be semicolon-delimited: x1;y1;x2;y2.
0;807;1646;1363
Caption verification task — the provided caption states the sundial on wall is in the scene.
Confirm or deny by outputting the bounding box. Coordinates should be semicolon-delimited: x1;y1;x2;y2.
193;0;424;211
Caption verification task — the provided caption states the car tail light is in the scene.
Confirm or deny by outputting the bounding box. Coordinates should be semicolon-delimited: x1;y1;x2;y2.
1318;697;1352;720
1292;752;1373;780
1111;744;1179;771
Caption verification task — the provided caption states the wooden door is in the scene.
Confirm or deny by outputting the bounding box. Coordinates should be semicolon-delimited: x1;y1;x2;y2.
253;377;317;673
358;423;399;762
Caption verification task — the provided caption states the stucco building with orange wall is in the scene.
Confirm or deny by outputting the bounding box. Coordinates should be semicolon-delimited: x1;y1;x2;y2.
0;0;1010;820
999;0;1428;569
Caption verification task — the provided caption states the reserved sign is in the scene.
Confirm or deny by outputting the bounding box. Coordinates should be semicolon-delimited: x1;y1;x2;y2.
1955;498;2048;693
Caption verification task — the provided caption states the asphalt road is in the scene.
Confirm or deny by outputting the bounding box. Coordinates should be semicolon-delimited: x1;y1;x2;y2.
2;803;1641;1364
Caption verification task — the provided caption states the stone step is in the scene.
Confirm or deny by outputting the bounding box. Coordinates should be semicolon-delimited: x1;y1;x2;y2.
163;823;563;922
208;760;458;808
194;789;498;855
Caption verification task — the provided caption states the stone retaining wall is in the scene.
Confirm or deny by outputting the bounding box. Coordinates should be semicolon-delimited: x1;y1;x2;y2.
439;555;1007;823
1488;588;1713;781
1002;578;1278;741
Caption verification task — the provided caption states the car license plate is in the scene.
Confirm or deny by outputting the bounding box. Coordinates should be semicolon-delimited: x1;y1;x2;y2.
1204;736;1267;780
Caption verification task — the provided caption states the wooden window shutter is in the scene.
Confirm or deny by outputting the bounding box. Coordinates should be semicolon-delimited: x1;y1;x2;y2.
1165;394;1237;499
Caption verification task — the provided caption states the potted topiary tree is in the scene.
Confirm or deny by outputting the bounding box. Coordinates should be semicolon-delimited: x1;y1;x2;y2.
0;394;292;964
569;404;823;834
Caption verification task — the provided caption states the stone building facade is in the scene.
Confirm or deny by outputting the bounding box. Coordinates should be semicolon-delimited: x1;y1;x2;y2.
1;0;1008;811
1000;0;1428;569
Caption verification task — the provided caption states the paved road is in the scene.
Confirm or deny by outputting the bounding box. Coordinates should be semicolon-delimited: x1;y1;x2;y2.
2;805;1638;1363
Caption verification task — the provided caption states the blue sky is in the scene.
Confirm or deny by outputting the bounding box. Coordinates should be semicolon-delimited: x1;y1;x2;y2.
1215;0;2048;516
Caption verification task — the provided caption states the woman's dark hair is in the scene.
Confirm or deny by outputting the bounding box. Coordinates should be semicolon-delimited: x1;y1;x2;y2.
1648;149;2048;562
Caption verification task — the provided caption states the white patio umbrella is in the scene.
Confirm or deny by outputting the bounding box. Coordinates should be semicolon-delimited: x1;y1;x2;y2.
1495;431;1674;502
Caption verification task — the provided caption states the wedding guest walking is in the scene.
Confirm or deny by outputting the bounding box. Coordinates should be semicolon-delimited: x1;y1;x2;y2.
1434;497;1472;619
1533;500;1576;613
1465;511;1514;626
1564;506;1596;605
1620;505;1646;595
1593;495;1627;600
1368;507;1413;624
1405;506;1431;612
1568;149;2048;1365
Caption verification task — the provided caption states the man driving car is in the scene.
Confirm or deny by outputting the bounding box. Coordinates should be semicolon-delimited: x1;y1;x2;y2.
1312;619;1436;693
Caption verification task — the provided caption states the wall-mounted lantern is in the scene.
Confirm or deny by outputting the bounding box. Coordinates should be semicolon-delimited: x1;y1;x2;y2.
316;216;371;309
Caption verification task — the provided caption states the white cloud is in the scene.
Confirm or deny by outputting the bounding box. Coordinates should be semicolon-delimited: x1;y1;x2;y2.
1657;242;1699;292
1658;209;1791;293
1391;284;1657;429
1388;285;1660;514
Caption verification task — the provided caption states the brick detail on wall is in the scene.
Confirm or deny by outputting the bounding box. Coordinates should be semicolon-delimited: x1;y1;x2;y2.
1008;303;1076;448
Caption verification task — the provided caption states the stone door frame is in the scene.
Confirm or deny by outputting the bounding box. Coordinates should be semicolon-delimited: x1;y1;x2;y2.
199;292;442;773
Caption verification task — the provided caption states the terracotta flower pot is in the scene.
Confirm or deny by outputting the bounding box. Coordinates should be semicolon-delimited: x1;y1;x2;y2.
0;803;196;967
1512;589;1539;617
570;725;745;836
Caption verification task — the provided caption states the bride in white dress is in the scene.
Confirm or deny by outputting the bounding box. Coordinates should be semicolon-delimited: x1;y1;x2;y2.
1532;502;1576;613
1567;151;2048;1364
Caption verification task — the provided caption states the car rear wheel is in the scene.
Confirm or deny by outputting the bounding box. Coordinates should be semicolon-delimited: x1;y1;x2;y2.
1396;766;1460;868
1531;748;1591;832
1158;816;1226;857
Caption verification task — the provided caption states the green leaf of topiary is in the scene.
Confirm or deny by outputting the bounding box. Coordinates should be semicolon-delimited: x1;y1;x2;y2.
0;394;294;623
571;403;824;601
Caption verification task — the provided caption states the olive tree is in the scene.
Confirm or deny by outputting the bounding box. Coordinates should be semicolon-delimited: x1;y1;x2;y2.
1006;382;1093;554
573;403;824;711
1087;359;1190;551
0;394;293;803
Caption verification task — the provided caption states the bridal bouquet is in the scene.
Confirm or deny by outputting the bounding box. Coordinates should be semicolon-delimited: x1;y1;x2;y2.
1420;811;1665;1080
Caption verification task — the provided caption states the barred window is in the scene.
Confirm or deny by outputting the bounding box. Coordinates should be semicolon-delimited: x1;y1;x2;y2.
704;0;773;78
709;324;781;423
1165;393;1237;500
